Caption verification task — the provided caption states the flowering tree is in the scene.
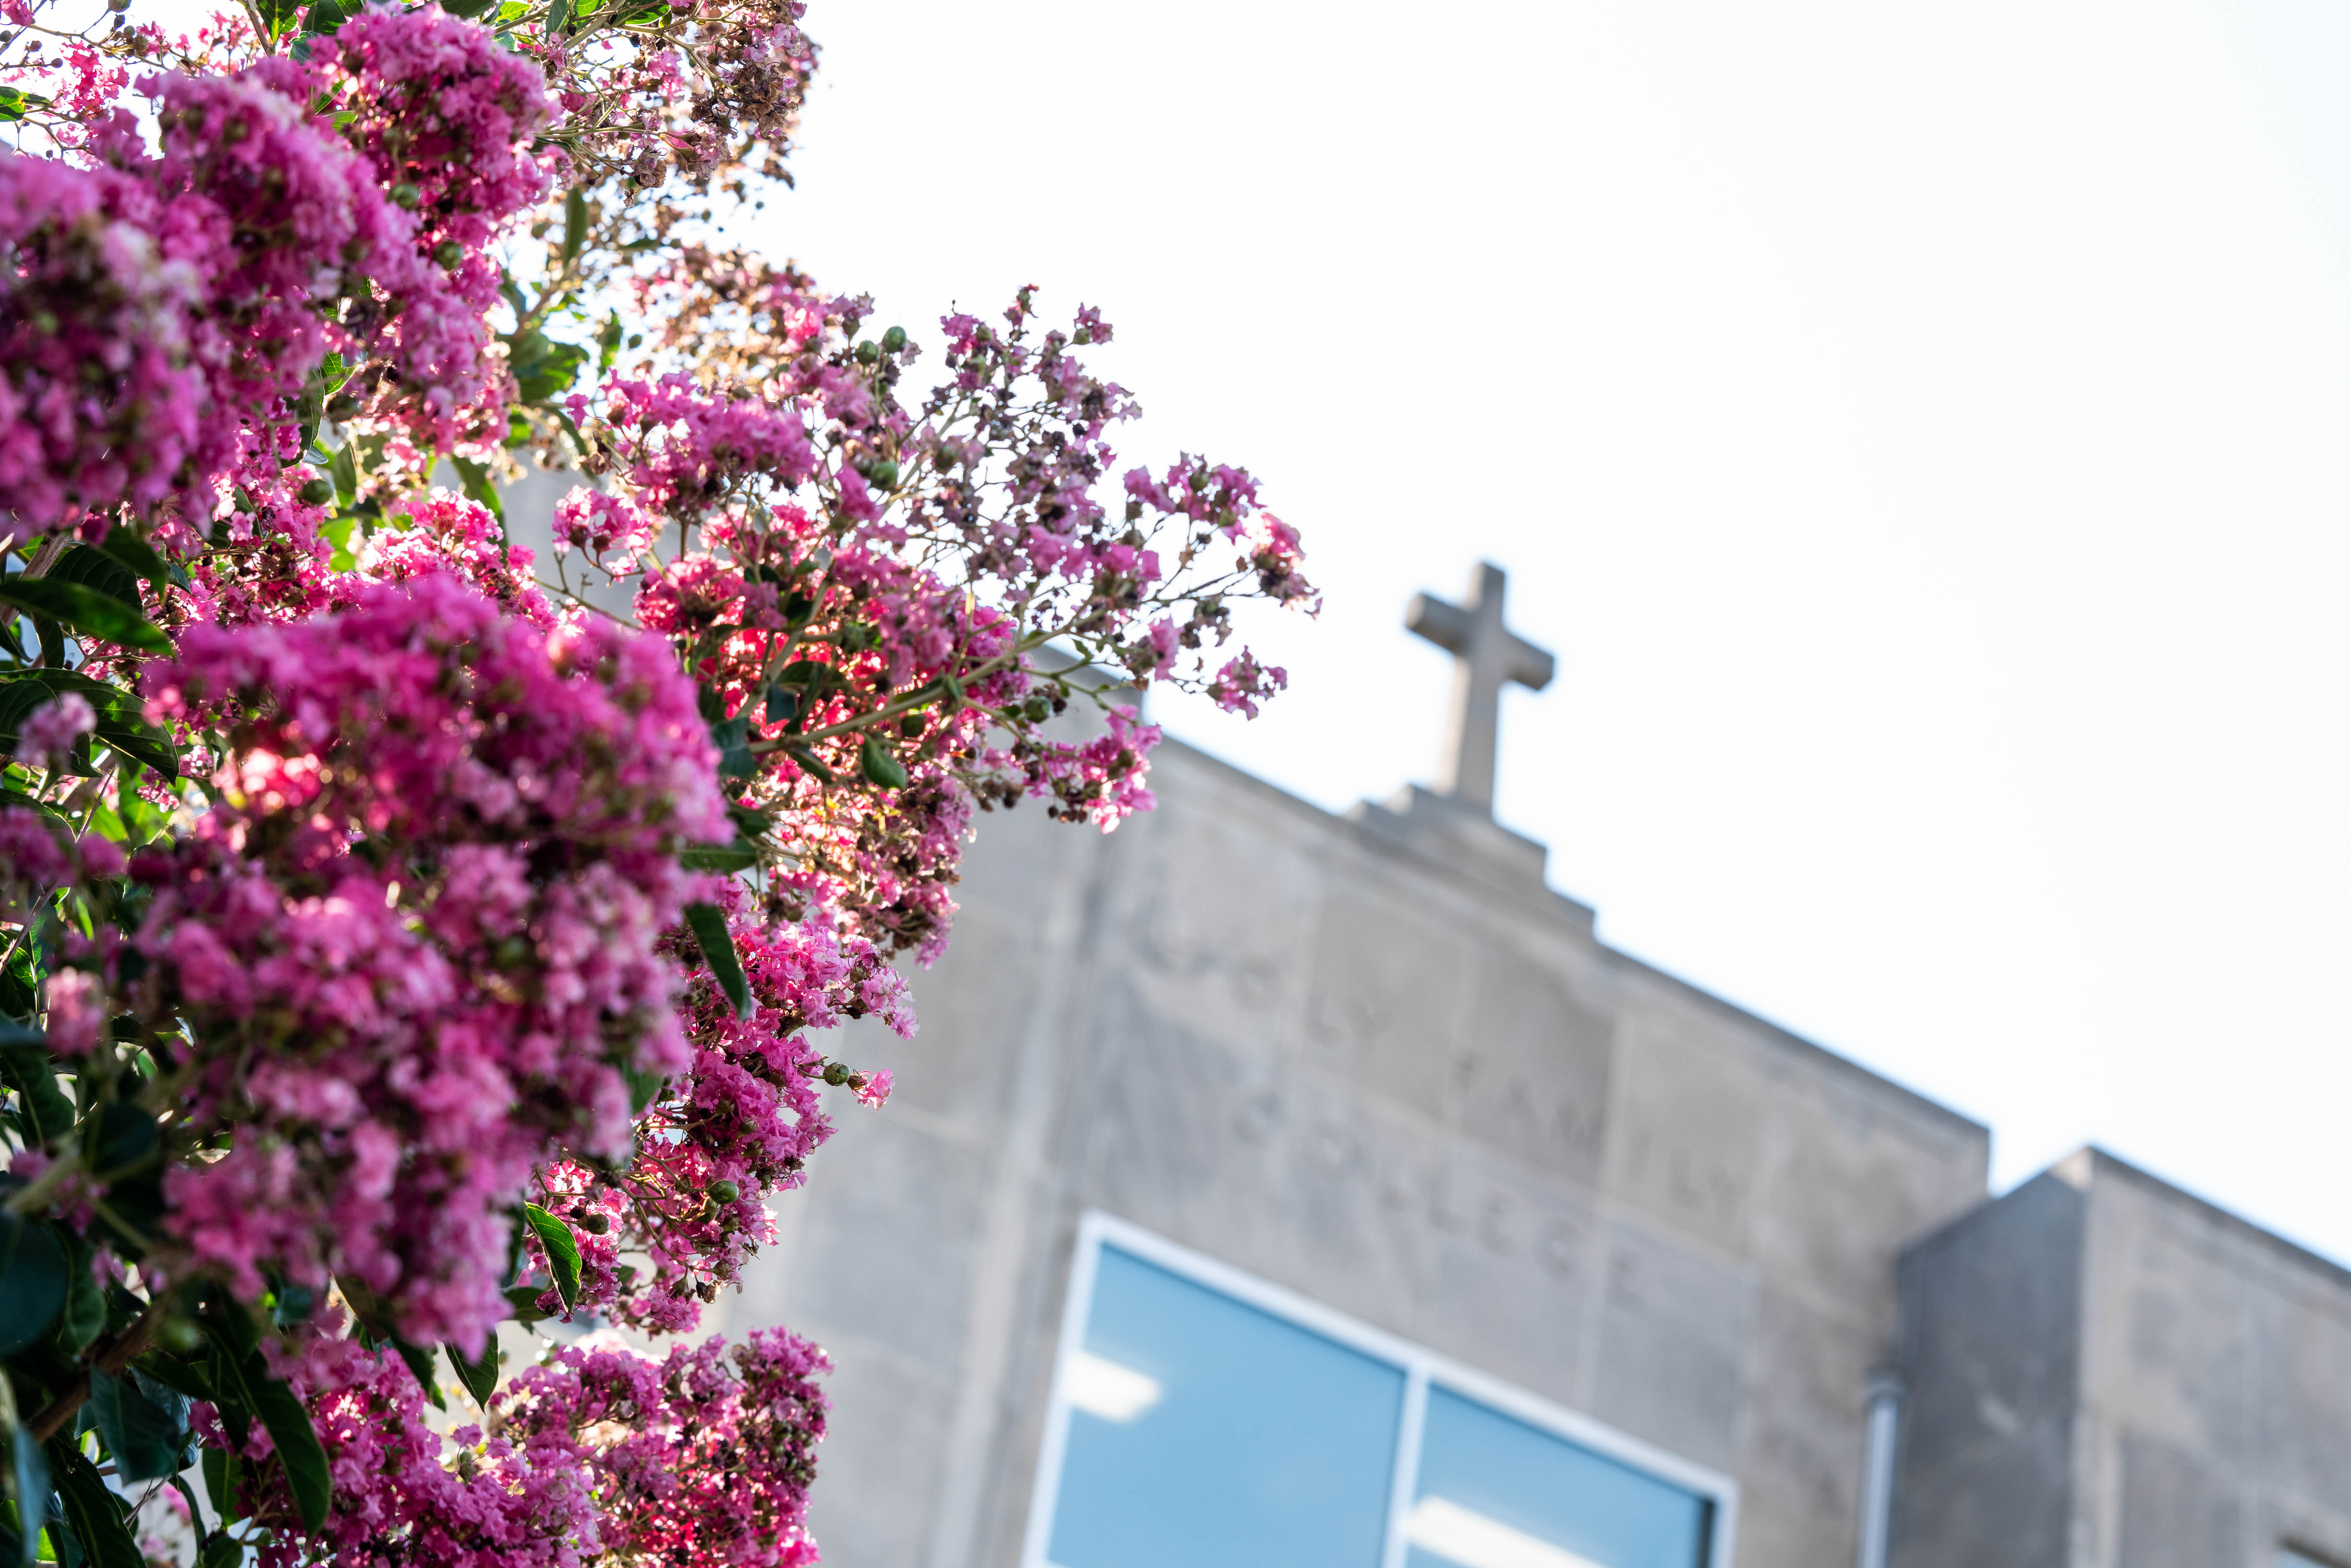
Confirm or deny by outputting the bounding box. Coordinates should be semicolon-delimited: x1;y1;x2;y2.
0;0;1316;1561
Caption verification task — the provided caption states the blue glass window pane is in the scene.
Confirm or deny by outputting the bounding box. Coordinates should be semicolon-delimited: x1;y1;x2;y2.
1406;1387;1711;1568
1046;1246;1407;1568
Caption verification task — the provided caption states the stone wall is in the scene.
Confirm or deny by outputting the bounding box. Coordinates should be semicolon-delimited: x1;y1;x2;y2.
1894;1149;2351;1568
714;739;1991;1568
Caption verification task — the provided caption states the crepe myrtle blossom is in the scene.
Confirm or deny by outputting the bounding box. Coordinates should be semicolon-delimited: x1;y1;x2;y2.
13;692;95;769
210;1327;826;1568
0;0;1315;1563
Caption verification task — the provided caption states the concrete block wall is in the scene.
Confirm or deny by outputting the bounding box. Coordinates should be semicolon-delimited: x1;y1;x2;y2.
714;740;1992;1568
1894;1149;2351;1568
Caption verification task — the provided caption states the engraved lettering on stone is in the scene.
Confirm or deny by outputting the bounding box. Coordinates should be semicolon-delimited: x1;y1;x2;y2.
1233;1091;1282;1144
1537;1219;1580;1279
1609;1246;1646;1311
1135;899;1280;1013
1306;1116;1358;1177
1428;1168;1471;1234
1308;986;1392;1056
1477;1192;1515;1256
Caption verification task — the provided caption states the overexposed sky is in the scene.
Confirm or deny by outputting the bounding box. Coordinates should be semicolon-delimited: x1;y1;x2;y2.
751;0;2351;1257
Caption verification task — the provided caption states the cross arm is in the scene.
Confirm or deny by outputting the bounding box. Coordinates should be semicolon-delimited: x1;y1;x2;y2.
1407;593;1473;656
1507;636;1555;691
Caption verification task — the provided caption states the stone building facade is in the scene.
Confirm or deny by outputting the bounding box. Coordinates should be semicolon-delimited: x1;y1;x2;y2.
681;568;2346;1568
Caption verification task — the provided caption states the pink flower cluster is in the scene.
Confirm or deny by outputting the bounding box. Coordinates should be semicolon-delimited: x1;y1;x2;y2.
1032;706;1163;828
551;488;660;577
0;3;554;535
0;154;210;538
504;1333;829;1568
1207;650;1287;719
578;374;820;527
14;692;96;769
215;1330;827;1568
518;899;909;1331
132;572;728;1352
355;492;553;627
0;803;125;894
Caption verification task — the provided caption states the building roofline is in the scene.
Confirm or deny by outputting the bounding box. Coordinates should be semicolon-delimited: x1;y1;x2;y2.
1149;733;1992;1149
2056;1146;2351;1293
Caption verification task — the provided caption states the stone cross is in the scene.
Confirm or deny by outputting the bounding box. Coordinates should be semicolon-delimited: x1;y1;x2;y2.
1408;563;1554;815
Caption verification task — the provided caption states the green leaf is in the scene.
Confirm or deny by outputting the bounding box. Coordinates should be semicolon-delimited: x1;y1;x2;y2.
682;903;752;1020
45;549;140;613
520;1205;580;1310
774;659;847;693
301;0;350;34
860;736;909;790
326;445;358;510
447;457;504;524
545;0;573;34
0;86;50;125
386;1340;443;1410
440;0;493;14
86;1369;192;1483
88;1102;159;1180
201;1444;241;1526
678;842;758;873
0;1049;74;1149
3;1404;50;1568
321;514;359;575
131;1354;214;1406
92;533;174;600
708;715;754;780
562;188;588;264
621;1062;666;1115
43;1441;138;1568
196;1533;241;1568
0;579;167;655
58;1241;103;1353
512;340;589;405
499;1285;551;1324
0;1213;65;1355
211;1349;331;1531
250;0;300;43
596;310;623;375
446;1339;500;1408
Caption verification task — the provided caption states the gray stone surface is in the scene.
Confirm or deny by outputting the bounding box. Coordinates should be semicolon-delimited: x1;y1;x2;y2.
690;700;2351;1568
712;737;1993;1568
1891;1149;2351;1568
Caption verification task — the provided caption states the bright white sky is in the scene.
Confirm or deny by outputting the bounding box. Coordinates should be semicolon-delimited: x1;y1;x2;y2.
749;0;2351;1258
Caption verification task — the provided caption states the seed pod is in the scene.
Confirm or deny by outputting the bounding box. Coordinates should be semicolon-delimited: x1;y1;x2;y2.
579;1211;610;1235
855;339;879;365
867;459;899;489
822;1062;849;1086
880;325;907;353
432;240;464;269
708;1179;741;1204
298;478;335;506
390;182;422;210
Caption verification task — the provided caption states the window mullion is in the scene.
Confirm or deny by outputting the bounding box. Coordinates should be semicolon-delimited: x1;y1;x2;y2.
1380;1362;1431;1568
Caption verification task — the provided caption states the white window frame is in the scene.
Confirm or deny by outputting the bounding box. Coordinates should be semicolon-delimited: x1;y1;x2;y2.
1021;1209;1740;1568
